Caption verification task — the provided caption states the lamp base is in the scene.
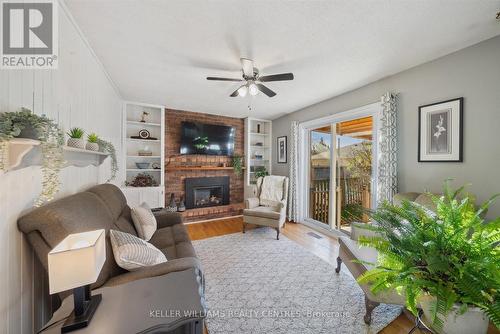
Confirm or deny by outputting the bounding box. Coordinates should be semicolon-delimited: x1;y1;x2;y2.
61;294;101;333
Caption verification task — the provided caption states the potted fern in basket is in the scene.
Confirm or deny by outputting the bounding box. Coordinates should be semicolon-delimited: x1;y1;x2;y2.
357;181;499;334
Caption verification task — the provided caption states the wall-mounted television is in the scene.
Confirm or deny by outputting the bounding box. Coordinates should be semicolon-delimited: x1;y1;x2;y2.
180;121;235;156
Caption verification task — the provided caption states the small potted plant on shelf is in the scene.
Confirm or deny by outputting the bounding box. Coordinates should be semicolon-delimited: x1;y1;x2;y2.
254;166;269;179
86;133;99;151
66;127;85;149
357;181;500;334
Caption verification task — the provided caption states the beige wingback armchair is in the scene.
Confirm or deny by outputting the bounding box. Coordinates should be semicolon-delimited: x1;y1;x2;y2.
335;192;437;324
243;175;289;240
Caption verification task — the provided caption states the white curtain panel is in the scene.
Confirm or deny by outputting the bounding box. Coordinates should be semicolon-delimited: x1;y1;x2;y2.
287;121;299;221
377;92;398;204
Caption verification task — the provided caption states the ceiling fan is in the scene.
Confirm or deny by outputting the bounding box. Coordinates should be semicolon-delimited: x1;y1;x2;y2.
206;58;294;98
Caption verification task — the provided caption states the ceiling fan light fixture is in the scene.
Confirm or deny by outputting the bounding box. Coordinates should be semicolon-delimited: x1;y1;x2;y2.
248;82;259;96
237;85;248;97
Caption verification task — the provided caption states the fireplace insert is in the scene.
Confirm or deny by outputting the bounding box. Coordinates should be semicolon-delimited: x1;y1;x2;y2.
185;177;230;209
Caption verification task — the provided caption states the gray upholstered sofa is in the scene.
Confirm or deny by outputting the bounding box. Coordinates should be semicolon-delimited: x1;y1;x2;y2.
17;184;202;301
335;192;436;324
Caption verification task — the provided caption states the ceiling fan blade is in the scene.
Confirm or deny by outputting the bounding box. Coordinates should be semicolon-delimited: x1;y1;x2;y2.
256;83;276;97
241;58;254;77
207;77;242;82
230;85;244;97
259;73;294;82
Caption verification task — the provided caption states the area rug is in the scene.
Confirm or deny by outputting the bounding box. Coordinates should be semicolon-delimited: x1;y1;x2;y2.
193;228;402;334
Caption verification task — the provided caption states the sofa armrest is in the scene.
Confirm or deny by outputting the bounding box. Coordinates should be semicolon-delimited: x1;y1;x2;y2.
245;197;260;209
104;257;202;287
350;222;381;242
154;211;183;228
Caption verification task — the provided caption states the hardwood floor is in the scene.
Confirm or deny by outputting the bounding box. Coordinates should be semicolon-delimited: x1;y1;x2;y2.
187;217;417;334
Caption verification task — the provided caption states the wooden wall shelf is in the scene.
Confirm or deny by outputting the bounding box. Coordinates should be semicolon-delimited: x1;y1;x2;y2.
166;166;245;171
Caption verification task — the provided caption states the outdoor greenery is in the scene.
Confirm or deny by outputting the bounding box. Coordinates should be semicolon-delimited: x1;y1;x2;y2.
67;127;85;139
345;141;372;183
96;138;118;182
0;108;65;206
231;155;243;176
357;181;500;330
341;203;364;223
87;133;99;143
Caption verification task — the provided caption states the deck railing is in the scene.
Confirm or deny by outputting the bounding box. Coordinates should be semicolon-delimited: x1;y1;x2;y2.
310;178;370;224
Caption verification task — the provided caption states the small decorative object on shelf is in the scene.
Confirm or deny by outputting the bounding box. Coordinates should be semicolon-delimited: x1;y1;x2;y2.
0;108;64;206
131;129;157;140
165;193;177;212
135;162;150;169
151;162;161;170
256;123;261;133
125;173;158;187
255;142;263;146
254;154;263;160
96;138;118;182
66;127;86;149
138;146;153;156
140;111;149;123
86;133;99;151
177;196;186;212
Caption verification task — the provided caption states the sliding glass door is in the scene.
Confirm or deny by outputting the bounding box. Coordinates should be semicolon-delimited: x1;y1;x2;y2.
305;115;375;233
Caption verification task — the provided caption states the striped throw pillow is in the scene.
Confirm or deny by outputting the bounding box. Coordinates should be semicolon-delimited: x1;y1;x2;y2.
131;202;157;241
109;230;167;271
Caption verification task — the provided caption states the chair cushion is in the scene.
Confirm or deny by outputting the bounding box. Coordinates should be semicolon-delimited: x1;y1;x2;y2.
110;230;167;271
259;175;286;207
243;206;281;220
414;193;437;212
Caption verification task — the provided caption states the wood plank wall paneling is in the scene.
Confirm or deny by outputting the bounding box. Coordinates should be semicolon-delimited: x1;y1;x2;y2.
0;3;123;333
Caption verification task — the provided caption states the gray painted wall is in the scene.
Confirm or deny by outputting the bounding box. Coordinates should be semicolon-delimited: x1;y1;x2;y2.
272;35;500;218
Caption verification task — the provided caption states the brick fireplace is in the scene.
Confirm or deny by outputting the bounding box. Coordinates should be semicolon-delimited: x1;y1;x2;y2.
165;109;245;222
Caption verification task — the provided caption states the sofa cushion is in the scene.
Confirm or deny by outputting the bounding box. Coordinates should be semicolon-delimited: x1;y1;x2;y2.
243;206;281;220
131;203;157;241
110;230;167;271
149;223;196;259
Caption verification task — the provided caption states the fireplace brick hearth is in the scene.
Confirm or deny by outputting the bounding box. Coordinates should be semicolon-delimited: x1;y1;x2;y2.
165;109;245;222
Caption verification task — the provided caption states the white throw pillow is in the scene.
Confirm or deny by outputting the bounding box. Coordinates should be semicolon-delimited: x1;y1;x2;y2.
109;230;167;271
131;202;157;241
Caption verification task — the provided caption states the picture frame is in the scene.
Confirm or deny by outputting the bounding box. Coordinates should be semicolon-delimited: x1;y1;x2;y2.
418;97;463;162
277;136;287;164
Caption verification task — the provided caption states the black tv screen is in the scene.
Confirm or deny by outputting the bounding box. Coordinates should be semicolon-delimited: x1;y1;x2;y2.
180;121;235;156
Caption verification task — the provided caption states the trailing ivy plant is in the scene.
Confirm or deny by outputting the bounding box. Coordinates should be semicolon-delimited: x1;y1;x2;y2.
231;155;243;177
0;108;64;206
357;181;500;330
96;138;118;182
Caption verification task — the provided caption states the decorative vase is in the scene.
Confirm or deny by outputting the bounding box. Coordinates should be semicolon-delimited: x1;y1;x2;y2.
86;142;99;151
165;193;177;212
67;138;85;149
420;296;489;334
178;196;186;212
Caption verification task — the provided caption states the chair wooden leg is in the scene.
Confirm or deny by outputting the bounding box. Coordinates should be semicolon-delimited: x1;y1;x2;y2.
242;222;246;234
364;295;380;324
335;256;342;274
276;228;280;240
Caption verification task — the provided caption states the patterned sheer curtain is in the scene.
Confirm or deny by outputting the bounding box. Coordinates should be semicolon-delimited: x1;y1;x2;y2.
377;92;398;204
287;121;299;221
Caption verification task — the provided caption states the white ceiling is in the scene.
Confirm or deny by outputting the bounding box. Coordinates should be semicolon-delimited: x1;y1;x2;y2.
65;0;500;120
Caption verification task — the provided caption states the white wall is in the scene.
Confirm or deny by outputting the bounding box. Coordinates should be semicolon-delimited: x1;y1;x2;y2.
0;2;123;333
272;35;500;219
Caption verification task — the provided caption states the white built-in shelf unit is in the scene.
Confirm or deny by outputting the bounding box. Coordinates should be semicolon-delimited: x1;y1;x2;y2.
245;118;272;185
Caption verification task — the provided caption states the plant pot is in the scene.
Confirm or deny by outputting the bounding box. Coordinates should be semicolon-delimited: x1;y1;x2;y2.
420;296;489;334
17;125;39;140
86;142;99;151
67;138;85;149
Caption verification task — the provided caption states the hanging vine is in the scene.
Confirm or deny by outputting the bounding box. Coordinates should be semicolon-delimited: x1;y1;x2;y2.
96;138;118;182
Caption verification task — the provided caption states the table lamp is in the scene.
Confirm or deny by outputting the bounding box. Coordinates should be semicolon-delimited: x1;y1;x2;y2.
48;229;106;333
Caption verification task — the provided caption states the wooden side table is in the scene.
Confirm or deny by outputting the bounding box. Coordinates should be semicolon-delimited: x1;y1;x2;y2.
40;268;206;334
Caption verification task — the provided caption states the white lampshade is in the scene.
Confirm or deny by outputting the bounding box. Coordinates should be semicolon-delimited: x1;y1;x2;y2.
48;229;106;294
